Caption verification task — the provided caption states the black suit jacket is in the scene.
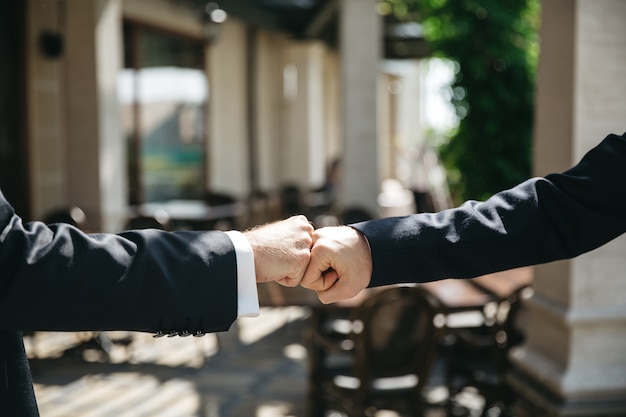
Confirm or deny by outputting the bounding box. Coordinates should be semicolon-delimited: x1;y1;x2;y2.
353;133;626;287
0;192;240;415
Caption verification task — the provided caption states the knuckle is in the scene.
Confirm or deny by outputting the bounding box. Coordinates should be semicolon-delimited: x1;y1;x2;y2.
295;214;307;223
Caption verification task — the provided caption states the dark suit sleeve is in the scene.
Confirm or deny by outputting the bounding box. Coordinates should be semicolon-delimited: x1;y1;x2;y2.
352;133;626;287
0;194;238;334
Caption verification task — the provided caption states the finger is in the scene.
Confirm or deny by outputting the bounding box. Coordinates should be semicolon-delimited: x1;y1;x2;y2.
292;215;315;236
316;274;361;304
295;240;314;281
300;271;325;291
309;228;322;246
293;221;314;252
301;248;333;291
317;270;340;291
276;276;299;287
280;260;309;288
319;269;339;292
277;219;313;286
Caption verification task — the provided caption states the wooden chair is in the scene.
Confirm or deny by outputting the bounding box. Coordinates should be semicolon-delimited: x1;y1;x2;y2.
305;286;448;417
125;212;172;231
43;206;87;229
340;206;374;224
444;285;534;417
279;183;304;217
203;190;240;230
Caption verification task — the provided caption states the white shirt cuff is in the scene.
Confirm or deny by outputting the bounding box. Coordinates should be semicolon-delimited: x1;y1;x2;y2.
224;230;260;317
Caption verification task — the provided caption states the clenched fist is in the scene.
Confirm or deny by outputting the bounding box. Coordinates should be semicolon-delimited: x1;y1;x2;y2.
301;226;372;303
244;215;314;287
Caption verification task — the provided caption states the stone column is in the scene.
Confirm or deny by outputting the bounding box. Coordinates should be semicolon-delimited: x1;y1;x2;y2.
208;19;249;197
509;1;626;415
280;41;326;189
339;0;381;216
64;0;125;232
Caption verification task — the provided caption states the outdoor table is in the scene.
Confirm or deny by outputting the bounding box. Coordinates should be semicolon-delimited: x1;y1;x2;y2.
134;199;244;230
421;279;494;313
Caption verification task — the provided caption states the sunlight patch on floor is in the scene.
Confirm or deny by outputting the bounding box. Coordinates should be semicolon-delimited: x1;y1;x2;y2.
238;307;309;345
256;402;297;417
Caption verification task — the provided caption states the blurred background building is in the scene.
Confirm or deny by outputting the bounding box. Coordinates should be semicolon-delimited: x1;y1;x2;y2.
1;0;452;234
1;1;626;416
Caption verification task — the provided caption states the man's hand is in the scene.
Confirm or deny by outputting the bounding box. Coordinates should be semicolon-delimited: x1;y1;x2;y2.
301;226;372;304
244;215;314;287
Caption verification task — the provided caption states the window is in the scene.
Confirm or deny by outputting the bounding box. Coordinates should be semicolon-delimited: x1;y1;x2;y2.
119;22;207;204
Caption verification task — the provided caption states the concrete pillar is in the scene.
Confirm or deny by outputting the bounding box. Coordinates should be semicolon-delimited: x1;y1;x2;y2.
64;0;125;232
280;41;326;189
509;1;626;415
255;31;284;192
322;52;342;174
208;20;249;198
339;0;381;216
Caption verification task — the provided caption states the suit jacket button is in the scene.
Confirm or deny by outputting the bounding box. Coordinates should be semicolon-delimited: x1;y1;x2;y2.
153;331;166;338
193;331;205;337
167;331;178;337
179;330;191;337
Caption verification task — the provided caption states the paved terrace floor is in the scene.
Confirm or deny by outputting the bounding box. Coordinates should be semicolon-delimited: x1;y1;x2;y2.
28;307;483;417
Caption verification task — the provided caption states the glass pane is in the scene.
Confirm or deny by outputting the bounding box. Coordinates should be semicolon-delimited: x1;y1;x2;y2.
119;25;207;203
137;66;206;201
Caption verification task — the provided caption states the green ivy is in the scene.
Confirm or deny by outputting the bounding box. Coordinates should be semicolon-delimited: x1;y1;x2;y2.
382;0;540;203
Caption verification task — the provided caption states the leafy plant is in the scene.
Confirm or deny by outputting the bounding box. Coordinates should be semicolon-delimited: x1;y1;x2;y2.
381;0;540;203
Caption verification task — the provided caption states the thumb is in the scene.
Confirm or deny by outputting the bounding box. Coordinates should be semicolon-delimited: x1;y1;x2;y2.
301;250;336;292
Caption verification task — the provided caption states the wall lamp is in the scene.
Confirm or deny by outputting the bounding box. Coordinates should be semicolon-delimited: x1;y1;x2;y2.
203;2;227;45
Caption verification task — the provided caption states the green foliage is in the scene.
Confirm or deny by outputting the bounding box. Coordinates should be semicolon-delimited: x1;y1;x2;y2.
382;0;540;203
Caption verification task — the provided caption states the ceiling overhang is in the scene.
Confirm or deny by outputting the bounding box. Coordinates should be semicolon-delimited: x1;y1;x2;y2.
187;0;428;59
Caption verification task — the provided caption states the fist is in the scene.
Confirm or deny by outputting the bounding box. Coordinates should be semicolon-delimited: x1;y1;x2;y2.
245;215;314;286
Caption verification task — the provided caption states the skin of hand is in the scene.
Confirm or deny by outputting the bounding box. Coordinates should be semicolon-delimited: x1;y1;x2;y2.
244;215;314;287
300;226;373;304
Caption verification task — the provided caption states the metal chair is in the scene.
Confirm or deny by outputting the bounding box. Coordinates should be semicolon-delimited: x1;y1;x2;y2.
306;286;448;417
444;285;534;417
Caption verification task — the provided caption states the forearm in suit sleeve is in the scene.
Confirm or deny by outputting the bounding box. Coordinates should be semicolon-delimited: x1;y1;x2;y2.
352;133;626;287
0;195;238;334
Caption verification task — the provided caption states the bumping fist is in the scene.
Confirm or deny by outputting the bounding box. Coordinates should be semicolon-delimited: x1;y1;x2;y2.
301;226;372;304
244;215;314;287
